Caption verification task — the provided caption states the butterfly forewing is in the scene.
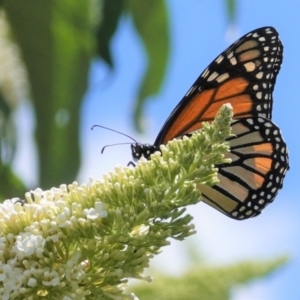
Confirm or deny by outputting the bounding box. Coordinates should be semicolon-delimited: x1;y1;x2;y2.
155;27;283;145
198;117;289;220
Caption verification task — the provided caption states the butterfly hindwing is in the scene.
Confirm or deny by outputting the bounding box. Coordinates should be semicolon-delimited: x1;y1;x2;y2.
198;117;289;220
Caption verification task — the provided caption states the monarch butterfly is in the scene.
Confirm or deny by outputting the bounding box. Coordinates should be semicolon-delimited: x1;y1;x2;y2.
131;27;289;220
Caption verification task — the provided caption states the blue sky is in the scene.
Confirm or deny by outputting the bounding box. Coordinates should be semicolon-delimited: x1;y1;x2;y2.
15;1;300;299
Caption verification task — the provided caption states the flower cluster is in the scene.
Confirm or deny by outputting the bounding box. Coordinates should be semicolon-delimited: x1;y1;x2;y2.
0;105;233;299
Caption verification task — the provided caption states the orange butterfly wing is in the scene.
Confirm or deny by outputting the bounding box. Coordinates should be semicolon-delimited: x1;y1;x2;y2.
155;27;283;145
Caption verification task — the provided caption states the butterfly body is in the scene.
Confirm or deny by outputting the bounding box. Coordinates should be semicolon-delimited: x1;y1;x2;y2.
131;27;289;220
131;143;159;162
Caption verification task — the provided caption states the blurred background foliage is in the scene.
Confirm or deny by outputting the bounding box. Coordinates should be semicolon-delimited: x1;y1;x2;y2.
0;0;172;195
0;0;237;195
130;255;288;300
0;0;238;196
0;0;288;298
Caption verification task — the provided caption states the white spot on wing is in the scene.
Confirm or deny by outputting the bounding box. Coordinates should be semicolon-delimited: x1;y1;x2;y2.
244;62;256;72
215;55;224;64
216;73;230;83
227;51;234;59
230;57;237;65
256;92;262;99
256;71;263;79
202;68;209;78
207;72;219;82
185;85;196;97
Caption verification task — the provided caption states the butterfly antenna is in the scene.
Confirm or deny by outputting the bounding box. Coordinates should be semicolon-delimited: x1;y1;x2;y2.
101;142;132;154
91;125;138;143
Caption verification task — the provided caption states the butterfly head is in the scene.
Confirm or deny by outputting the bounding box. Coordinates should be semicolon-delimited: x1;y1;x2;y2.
131;143;160;162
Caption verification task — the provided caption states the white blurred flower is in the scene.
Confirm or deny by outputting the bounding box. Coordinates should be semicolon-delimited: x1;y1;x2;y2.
27;277;37;287
42;270;60;286
83;201;107;220
14;233;45;258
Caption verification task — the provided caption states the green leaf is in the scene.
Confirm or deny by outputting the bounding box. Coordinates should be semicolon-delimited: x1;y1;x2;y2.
0;92;16;164
4;0;94;189
96;0;124;67
0;164;27;200
126;0;170;132
226;0;236;22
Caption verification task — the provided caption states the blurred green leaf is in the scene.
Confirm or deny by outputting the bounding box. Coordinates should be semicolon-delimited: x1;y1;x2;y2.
226;0;236;22
4;0;94;189
0;92;15;163
0;164;27;200
96;0;124;67
0;91;11;118
131;256;289;300
126;0;170;132
0;10;28;181
0;0;239;190
0;91;22;199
